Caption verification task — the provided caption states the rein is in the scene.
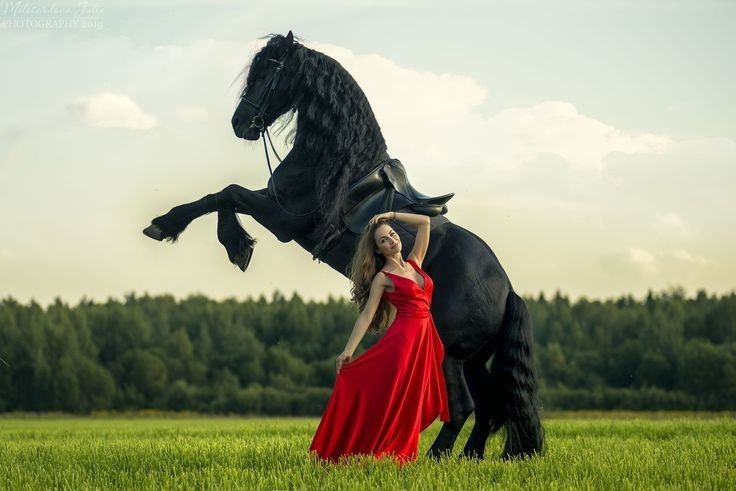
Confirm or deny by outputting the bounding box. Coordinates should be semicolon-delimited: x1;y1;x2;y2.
240;54;319;218
238;48;392;257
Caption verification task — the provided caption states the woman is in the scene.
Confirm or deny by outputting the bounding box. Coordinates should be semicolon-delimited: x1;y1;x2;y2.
309;211;450;465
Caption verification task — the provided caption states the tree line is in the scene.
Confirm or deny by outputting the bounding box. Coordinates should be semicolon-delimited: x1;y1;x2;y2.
0;286;734;414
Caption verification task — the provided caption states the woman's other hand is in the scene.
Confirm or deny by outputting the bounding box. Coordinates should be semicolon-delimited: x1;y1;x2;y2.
336;351;353;374
368;212;393;226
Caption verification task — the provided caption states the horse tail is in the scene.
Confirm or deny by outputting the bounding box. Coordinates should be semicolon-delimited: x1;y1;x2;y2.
487;290;545;459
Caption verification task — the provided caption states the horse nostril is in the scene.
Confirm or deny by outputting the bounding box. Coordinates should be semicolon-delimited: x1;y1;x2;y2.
232;116;240;128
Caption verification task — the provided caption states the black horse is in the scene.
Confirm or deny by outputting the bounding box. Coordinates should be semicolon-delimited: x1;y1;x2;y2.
143;31;544;460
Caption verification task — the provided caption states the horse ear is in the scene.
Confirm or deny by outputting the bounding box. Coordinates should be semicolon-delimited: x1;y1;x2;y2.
285;30;294;45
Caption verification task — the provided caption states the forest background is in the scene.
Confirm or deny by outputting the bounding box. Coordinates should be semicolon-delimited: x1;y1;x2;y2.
1;286;733;414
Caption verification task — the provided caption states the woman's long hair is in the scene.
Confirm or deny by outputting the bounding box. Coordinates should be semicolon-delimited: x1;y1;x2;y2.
348;218;395;334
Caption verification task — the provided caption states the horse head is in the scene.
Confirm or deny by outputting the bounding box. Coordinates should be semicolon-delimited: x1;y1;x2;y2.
232;31;300;141
230;31;390;238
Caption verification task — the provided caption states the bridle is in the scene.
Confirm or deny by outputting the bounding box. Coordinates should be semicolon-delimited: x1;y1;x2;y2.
239;51;319;218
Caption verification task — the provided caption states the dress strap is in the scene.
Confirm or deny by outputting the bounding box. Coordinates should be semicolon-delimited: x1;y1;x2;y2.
406;257;421;272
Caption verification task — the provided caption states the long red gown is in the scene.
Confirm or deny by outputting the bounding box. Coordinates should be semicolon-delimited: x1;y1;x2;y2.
309;258;450;465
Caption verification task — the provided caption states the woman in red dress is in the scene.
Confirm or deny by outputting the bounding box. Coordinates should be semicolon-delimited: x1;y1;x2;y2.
309;211;450;465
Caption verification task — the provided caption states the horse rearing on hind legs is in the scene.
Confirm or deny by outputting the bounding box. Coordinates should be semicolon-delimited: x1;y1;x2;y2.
142;31;544;460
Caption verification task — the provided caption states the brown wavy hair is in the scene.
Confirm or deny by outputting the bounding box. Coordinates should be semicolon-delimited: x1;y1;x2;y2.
348;217;395;334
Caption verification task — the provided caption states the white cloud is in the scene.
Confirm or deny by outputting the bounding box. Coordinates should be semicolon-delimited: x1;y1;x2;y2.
67;92;158;130
600;246;658;278
654;212;694;239
600;246;717;284
486;102;671;173
308;42;672;181
669;249;714;266
626;246;658;274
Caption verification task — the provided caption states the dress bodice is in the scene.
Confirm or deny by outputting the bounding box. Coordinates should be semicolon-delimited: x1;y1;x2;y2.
381;258;433;318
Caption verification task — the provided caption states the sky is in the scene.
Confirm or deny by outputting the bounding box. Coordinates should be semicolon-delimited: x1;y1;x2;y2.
1;0;734;308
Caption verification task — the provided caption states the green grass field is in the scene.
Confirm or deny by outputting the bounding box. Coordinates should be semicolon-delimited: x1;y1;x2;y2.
1;412;734;489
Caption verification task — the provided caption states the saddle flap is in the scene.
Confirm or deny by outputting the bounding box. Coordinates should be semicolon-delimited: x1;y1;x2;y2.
338;158;455;234
342;190;389;234
342;161;387;211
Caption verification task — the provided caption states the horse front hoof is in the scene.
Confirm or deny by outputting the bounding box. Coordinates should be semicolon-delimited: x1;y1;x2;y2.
234;244;254;272
142;224;164;241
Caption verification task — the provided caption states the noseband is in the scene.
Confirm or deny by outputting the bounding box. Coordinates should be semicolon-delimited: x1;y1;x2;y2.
239;56;286;133
239;52;319;217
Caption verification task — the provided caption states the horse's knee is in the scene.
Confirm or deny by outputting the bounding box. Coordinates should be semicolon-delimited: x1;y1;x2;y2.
450;405;473;429
219;184;242;204
443;357;475;429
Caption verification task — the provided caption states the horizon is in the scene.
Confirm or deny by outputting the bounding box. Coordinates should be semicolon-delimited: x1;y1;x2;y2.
3;283;732;311
2;1;734;308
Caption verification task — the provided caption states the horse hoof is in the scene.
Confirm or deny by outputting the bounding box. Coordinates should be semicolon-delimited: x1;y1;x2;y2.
234;245;254;272
143;224;164;241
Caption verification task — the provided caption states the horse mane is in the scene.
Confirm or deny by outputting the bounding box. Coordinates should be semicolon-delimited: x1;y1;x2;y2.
240;34;388;237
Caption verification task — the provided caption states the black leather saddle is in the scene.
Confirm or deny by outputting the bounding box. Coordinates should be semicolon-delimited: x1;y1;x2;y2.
312;158;454;261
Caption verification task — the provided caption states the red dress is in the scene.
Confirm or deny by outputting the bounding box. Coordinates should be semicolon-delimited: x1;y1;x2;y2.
309;258;450;465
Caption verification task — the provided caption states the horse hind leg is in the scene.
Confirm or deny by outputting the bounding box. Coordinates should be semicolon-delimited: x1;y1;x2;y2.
426;356;474;459
461;338;496;459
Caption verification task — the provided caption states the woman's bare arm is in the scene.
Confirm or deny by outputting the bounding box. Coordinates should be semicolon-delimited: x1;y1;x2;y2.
368;211;431;265
342;273;389;356
394;212;430;266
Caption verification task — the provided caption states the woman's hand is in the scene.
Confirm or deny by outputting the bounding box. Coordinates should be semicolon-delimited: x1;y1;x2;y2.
368;211;394;226
336;351;353;374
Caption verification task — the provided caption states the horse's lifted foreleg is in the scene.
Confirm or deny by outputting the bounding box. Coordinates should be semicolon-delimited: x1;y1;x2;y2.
426;355;475;459
143;184;296;270
215;205;257;272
